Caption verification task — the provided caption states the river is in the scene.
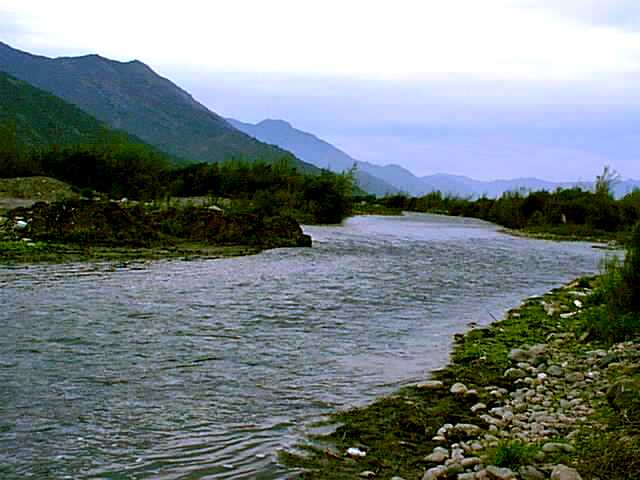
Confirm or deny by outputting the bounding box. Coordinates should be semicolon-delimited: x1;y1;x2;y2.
0;213;612;479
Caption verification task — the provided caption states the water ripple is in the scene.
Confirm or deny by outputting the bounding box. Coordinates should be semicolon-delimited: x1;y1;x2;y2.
0;214;612;479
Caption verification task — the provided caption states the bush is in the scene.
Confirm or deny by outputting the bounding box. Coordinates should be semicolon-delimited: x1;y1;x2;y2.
586;222;640;343
485;440;539;469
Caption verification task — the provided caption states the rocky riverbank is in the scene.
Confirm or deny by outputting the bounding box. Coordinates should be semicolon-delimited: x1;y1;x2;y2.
0;199;312;263
283;278;639;479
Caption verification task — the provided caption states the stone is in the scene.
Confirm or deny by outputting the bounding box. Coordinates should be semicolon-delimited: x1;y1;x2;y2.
425;450;448;464
461;457;481;468
422;466;447;480
519;466;545;480
390;477;406;480
486;465;516;479
547;365;564;376
471;402;487;413
451;383;468;395
550;464;583;480
14;220;28;230
566;372;585;383
454;423;482;437
418;380;445;390
457;473;475;480
359;471;376;478
504;367;527;379
445;463;464;476
542;442;576;454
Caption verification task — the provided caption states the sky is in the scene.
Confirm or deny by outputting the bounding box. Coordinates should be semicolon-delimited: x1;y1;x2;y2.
1;0;639;181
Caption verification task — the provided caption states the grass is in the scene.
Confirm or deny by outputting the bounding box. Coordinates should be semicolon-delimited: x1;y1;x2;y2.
0;239;262;264
484;440;540;470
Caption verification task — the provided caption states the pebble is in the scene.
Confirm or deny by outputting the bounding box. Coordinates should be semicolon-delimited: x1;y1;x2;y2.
471;402;487;413
519;465;545;480
485;465;516;479
359;471;376;478
450;383;468;395
418;380;444;390
550;464;583;480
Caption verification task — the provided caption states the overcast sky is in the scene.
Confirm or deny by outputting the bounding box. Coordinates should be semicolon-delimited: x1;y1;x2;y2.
1;0;639;180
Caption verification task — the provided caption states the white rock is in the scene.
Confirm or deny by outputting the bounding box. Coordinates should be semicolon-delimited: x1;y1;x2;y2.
450;383;468;395
346;447;366;457
550;464;583;480
422;465;447;480
486;465;516;479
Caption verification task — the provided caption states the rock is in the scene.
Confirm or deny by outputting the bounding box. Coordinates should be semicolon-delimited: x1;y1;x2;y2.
359;471;376;478
422;465;447;480
445;463;464;476
542;442;576;454
471;402;487;413
509;344;547;365
418;380;445;390
573;299;583;308
486;465;516;479
461;457;481;468
346;447;366;457
565;372;585;383
390;477;406;480
451;383;468;395
457;473;475;480
504;368;527;379
547;365;564;377
550;464;583;480
519;465;545;480
425;450;448;464
14;220;28;230
454;423;482;437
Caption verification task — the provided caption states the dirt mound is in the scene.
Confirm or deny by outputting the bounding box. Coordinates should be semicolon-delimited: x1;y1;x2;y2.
2;200;311;248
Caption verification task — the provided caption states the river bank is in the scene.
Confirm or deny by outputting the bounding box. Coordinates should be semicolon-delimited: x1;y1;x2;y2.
282;276;639;480
0;199;311;264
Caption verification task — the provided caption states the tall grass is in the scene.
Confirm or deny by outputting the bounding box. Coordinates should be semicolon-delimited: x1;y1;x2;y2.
587;222;640;343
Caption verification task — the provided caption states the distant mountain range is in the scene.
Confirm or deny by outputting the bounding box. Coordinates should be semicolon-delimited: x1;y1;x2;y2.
1;41;637;198
229;118;640;199
0;41;316;172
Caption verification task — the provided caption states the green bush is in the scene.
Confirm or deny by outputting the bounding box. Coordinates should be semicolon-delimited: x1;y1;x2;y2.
587;222;640;343
485;440;539;469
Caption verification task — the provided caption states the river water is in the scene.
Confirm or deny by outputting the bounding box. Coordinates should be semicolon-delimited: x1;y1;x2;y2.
0;213;611;479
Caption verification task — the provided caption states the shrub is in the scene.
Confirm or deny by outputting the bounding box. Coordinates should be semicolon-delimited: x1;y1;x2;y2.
485;440;539;469
586;222;640;343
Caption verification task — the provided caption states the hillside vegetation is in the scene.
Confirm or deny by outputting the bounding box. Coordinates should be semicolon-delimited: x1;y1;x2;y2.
0;41;315;171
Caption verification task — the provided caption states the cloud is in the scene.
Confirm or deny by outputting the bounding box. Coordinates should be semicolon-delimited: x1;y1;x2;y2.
525;0;640;32
2;0;640;81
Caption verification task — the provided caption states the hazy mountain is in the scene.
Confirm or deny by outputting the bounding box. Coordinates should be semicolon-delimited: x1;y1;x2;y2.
0;42;315;171
227;118;399;196
0;71;152;148
421;173;640;199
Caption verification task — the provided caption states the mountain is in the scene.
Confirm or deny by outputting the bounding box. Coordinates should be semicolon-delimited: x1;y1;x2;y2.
420;174;640;199
0;71;150;148
0;42;315;171
227;118;399;196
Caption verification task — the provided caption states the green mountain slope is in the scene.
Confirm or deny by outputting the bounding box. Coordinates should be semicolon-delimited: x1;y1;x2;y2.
0;42;316;171
0;71;149;147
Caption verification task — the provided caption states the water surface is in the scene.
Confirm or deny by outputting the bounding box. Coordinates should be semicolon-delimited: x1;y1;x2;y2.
0;214;611;479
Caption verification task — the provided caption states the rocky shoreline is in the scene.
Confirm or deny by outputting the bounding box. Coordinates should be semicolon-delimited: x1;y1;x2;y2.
283;278;639;479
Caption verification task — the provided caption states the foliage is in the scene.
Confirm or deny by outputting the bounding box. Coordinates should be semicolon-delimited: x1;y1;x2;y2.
376;178;640;240
586;222;640;343
485;440;539;470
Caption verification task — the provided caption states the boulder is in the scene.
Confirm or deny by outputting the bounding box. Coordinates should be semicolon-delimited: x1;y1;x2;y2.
550;464;582;480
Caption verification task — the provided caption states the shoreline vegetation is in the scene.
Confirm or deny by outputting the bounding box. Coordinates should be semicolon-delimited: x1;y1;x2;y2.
282;229;640;480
